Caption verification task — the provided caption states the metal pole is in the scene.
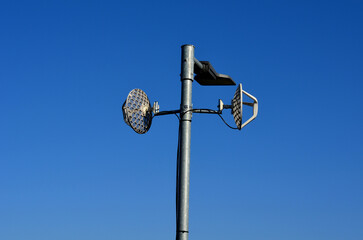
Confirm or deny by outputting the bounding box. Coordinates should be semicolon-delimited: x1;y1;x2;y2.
176;44;194;240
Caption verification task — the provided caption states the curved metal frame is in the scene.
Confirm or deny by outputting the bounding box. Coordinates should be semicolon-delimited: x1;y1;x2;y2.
241;89;258;129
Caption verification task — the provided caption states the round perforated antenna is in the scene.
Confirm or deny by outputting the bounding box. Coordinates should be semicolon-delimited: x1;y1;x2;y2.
231;83;243;130
122;89;153;134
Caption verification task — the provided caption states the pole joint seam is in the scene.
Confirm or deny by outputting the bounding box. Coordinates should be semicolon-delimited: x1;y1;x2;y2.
180;78;194;81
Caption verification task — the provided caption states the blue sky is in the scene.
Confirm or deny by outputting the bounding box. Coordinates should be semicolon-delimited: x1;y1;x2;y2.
1;1;362;239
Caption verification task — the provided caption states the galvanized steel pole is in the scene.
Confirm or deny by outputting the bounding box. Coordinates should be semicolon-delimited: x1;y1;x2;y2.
176;44;194;240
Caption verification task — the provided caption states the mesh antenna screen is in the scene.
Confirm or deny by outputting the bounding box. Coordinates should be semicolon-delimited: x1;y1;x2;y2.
122;89;153;134
232;83;243;130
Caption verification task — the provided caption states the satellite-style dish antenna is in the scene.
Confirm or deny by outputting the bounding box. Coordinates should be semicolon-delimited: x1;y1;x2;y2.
122;88;153;134
219;83;258;130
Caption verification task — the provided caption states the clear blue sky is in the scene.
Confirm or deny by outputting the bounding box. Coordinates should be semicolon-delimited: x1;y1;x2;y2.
1;1;362;239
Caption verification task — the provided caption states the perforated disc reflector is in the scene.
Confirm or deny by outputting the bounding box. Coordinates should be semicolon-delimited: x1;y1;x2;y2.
122;89;153;134
231;83;243;130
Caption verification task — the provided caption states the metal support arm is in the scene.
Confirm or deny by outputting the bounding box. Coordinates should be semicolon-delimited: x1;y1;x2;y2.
154;109;221;117
192;109;220;114
154;110;180;116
